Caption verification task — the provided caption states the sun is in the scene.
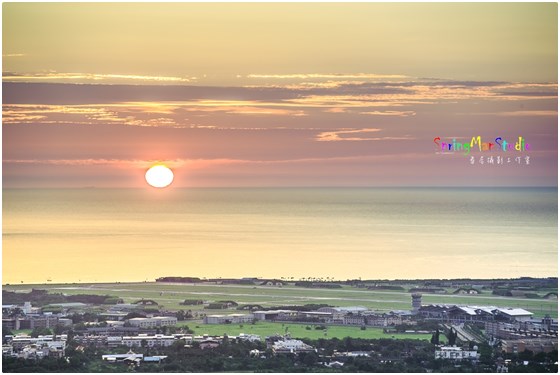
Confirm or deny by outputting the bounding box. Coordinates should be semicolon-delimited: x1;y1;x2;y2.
145;165;174;188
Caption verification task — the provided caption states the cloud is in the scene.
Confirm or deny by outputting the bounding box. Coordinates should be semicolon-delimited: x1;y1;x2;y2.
359;110;416;116
316;128;387;142
3;79;556;131
494;110;558;117
3;71;196;83
3;152;432;169
247;73;408;80
3;53;25;57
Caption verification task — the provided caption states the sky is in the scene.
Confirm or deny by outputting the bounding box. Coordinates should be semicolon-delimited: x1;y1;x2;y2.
2;3;558;187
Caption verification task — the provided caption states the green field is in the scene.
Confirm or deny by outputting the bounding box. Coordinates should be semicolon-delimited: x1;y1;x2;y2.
3;281;557;318
184;321;430;341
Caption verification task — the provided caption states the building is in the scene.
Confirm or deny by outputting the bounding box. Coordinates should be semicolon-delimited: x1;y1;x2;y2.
485;317;558;340
122;334;176;348
237;333;261;342
317;306;369;323
203;313;254;324
8;315;60;330
411;293;422;313
127;316;177;328
58;318;73;326
418;304;533;324
100;312;129;321
74;335;108;347
81;326;157;336
80;333;195;348
2;318;21;331
272;339;315;354
434;346;479;360
253;310;295;321
343;314;365;326
9;335;67;352
102;350;144;362
493;308;533;322
501;338;558;354
199;339;220;350
23;302;32;315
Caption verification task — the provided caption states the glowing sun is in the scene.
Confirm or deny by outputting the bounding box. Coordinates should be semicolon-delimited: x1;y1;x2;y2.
145;165;174;188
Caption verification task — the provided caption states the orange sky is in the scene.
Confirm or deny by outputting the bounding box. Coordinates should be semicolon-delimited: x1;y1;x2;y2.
2;3;558;187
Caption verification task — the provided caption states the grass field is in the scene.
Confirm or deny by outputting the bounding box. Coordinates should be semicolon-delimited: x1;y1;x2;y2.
183;321;431;341
3;282;557;318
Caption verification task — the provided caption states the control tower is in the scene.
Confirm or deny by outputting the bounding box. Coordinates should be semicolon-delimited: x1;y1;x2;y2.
411;293;422;313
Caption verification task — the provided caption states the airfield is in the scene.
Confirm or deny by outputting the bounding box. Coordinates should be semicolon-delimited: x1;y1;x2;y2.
3;281;557;319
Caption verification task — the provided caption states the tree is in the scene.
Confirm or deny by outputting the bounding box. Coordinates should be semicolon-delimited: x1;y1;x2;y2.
447;329;457;346
53;324;67;335
301;352;319;367
431;328;440;345
30;327;52;337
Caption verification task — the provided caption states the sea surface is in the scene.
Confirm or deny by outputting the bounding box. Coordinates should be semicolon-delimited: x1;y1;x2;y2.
2;187;557;284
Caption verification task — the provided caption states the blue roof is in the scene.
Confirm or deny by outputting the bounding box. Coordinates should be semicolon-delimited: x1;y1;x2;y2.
144;356;167;362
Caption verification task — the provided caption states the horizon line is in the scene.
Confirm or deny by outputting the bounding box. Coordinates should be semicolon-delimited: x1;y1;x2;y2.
4;275;558;287
3;185;558;190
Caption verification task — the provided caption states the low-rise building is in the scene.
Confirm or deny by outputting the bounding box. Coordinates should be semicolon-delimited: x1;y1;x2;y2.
253;310;295;321
74;335;108;347
486;318;558;340
10;335;67;352
203;313;254;324
419;305;533;324
237;333;261;342
434;346;479;360
122;334;176;348
272;339;315;354
501;338;559;354
199;339;220;350
127;316;177;328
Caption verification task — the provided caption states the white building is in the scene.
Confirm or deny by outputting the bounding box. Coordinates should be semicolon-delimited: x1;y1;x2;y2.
127;316;177;328
494;308;533;322
10;335;67;351
237;333;261;342
23;302;32;315
203;314;254;324
122;334;176;348
435;346;479;360
272;339;315;354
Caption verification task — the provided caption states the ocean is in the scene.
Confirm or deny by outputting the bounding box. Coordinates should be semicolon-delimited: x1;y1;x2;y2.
2;187;557;284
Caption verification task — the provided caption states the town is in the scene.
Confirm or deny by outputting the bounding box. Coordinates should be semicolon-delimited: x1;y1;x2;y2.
2;277;558;372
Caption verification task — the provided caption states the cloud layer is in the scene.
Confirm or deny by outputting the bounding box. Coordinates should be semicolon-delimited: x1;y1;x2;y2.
3;77;557;187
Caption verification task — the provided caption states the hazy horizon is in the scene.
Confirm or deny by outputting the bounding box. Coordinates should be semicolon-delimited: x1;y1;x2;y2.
3;187;557;284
